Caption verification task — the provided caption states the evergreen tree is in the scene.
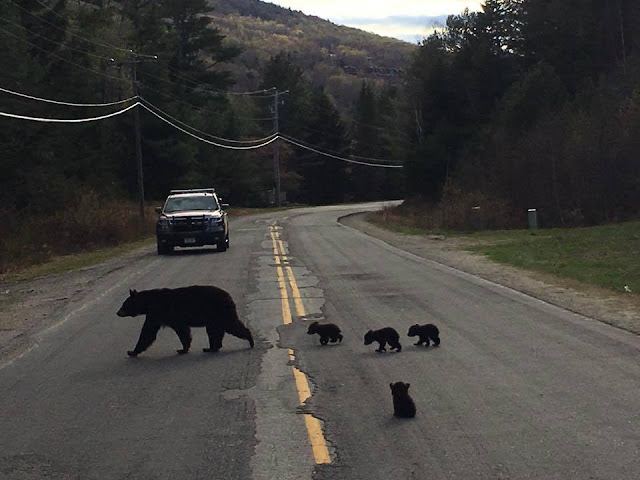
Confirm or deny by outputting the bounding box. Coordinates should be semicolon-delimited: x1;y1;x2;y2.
299;89;348;204
349;80;379;200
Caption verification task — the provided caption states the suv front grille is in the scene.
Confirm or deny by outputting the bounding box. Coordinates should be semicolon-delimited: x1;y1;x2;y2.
171;216;206;232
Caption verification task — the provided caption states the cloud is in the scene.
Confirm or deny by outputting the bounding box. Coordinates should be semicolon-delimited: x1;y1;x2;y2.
337;15;449;42
265;1;483;42
340;15;449;28
268;1;482;20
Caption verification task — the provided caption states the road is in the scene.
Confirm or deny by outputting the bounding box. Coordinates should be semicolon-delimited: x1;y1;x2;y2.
1;203;639;479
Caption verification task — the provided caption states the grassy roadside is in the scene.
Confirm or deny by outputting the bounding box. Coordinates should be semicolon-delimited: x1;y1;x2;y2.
370;214;639;296
0;206;296;284
0;237;156;284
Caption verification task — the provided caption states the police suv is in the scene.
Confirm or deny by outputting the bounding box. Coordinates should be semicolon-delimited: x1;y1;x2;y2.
155;189;229;255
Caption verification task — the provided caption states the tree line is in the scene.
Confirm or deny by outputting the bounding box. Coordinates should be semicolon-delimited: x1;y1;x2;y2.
404;0;640;226
0;0;405;218
1;0;638;230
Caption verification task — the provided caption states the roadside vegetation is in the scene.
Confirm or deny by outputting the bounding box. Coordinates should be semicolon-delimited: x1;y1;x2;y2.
2;1;638;286
0;198;293;281
0;190;157;277
371;205;639;296
466;223;640;295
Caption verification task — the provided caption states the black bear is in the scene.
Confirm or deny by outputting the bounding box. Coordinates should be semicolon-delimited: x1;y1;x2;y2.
116;285;254;357
407;323;440;347
390;382;416;418
307;321;343;345
364;327;402;352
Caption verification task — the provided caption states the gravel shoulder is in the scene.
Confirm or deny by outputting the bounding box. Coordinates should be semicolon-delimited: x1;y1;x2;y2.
1;212;638;366
0;244;156;365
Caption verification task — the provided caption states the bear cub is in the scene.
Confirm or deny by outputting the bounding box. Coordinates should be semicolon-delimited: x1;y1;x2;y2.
117;285;254;357
407;323;440;347
390;382;416;418
364;327;402;352
307;321;343;345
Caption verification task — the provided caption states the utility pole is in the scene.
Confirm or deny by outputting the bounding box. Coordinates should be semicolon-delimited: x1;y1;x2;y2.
110;51;157;219
272;90;288;207
273;91;281;207
131;56;145;219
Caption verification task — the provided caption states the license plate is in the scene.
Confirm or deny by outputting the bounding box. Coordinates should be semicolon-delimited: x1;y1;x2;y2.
184;238;196;244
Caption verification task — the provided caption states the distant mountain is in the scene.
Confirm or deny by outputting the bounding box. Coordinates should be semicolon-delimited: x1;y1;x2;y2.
207;0;417;107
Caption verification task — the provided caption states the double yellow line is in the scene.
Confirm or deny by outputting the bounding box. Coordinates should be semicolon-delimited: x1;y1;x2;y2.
269;225;331;465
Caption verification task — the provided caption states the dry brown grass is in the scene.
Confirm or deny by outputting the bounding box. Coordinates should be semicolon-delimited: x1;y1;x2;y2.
0;191;156;274
375;186;521;232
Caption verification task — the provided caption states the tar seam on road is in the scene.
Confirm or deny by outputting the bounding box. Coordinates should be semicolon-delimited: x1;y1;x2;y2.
270;225;331;465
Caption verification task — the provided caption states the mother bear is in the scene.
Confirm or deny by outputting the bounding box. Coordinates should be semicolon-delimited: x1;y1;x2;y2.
116;285;254;357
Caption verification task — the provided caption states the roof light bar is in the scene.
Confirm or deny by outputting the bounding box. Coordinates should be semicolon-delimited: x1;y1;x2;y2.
169;188;216;194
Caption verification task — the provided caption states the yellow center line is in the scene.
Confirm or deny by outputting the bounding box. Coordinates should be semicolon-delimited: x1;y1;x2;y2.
288;349;311;403
277;238;306;318
274;257;292;325
270;226;331;465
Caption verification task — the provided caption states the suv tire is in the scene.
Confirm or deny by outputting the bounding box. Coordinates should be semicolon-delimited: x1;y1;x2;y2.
217;234;229;252
157;243;173;255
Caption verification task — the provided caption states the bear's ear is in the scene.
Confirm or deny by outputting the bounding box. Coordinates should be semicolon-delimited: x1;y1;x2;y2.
405;383;410;389
130;289;137;296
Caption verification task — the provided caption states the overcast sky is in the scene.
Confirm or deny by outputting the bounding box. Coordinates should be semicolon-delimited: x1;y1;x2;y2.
266;1;483;43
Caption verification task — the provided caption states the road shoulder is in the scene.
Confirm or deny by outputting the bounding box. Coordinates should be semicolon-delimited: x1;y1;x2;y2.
340;212;640;336
0;244;155;365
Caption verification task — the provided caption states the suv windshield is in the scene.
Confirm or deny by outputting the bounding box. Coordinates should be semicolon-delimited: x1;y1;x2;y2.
164;196;218;213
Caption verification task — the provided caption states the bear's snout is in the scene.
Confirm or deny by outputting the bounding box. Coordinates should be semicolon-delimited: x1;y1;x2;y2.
117;308;131;317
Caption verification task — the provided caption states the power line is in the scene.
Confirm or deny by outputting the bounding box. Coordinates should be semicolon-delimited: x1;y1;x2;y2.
140;97;277;144
281;132;403;164
23;1;277;97
0;101;406;167
0;102;140;122
0;83;275;143
138;81;276;122
0;100;274;148
280;134;404;168
0;26;129;84
137;67;278;98
29;0;151;60
12;0;134;56
0;15;114;61
0;25;274;113
0;86;137;107
139;103;279;150
161;65;277;96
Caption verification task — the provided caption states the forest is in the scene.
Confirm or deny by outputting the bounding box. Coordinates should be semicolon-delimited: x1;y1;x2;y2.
404;0;640;228
0;0;639;271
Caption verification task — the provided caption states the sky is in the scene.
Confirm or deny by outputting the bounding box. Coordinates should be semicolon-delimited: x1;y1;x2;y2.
267;1;483;43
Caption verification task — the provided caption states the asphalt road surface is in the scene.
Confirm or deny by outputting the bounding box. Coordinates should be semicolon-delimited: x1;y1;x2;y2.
1;203;639;479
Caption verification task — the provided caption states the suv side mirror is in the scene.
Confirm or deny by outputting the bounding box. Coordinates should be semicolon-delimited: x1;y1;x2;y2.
155;206;163;214
221;203;229;210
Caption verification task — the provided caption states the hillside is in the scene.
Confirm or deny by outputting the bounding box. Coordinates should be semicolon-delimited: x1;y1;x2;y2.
207;0;417;106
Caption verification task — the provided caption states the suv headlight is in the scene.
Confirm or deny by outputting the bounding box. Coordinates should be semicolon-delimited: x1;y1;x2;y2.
157;218;171;233
205;216;224;231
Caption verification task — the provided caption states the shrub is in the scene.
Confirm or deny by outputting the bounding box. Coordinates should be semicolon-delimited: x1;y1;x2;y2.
378;185;521;232
0;190;156;274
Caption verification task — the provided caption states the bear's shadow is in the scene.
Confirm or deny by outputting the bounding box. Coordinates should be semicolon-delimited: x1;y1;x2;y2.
310;342;342;349
72;347;254;384
363;349;403;357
